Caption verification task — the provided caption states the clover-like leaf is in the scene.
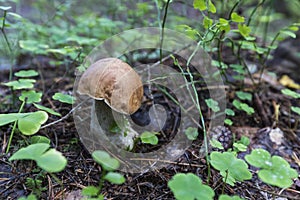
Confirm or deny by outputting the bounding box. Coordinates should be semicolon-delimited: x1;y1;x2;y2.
9;143;50;161
193;0;206;11
168;173;215;200
0;113;24;126
3;79;36;90
233;100;255;115
82;186;99;196
236;91;252;101
291;106;300;115
18;111;48;135
208;0;216;13
205;98;220;112
19;90;42;104
218;18;230;32
185;127;198;141
203;16;213;29
210;152;252;186
33;103;61;116
92;150;120;171
231;12;245;23
140;131;159;145
104;172;125;184
225;109;235;116
30;135;50;144
15;70;38;78
281;89;300;98
52;93;74;104
36;149;67;172
246;149;298;188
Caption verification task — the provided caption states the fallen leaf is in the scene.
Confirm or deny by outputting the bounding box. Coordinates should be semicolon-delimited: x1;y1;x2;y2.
279;75;300;89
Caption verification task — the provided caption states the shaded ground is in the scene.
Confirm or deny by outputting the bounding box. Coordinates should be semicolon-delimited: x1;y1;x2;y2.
1;37;300;200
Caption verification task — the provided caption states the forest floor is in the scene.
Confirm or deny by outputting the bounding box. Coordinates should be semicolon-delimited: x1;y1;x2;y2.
0;35;300;200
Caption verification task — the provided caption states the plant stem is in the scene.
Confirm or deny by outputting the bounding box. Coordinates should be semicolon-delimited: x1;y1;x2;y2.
159;0;171;63
222;170;229;194
6;100;26;153
98;169;106;193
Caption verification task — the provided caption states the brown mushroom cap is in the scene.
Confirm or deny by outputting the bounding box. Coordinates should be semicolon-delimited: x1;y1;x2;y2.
78;58;144;114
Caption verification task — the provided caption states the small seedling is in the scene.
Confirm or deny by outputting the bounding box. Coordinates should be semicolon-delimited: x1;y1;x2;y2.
140;131;159;145
82;150;125;199
210;151;252;186
245;148;298;188
185;127;198;141
18;194;37;200
205;98;220;112
232;100;255;115
168;173;215;200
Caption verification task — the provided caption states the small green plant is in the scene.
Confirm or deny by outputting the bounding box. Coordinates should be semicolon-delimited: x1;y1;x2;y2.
168;173;215;200
18;194;37;200
210;151;252;186
140;131;159;145
82;150;125;199
9;143;67;173
281;89;300;117
24;177;47;197
219;195;244;200
245;148;298;188
185;127;199;141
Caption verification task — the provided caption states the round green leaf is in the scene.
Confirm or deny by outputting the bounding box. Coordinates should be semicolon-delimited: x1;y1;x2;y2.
140;131;159;145
92;150;120;171
82;186;99;196
245;149;272;168
15;70;38;78
18;111;48;135
36;149;67;172
104;172;125;184
168;173;215;200
9;143;50;161
185;127;198;141
205;98;220;112
219;195;244;200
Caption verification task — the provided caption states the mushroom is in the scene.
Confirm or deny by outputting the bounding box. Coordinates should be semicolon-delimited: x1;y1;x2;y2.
78;58;143;114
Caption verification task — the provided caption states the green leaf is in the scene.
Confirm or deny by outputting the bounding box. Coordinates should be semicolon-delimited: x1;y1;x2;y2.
193;0;206;11
36;149;67;172
280;30;296;38
0;6;11;11
238;136;250;146
104;172;125;184
224;118;233;126
19;90;42;104
168;173;215;200
238;24;251;38
33;103;61;116
82;186;99;196
19;40;49;54
231;12;245;23
140;131;159;145
291;106;300;115
232;100;254;115
210;139;224;150
203;16;213;29
185;127;198;141
236;91;252;101
245;148;298;188
208;0;216;13
52;93;74;104
30;136;50;144
18;194;37;200
210;152;252;186
218;18;230;32
0;113;24;126
92;150;120;171
281;89;300;98
18;111;48;135
245;149;271;168
205;98;220;112
15;70;38;78
233;143;247;152
219;195;244;200
3;79;36;90
225;108;235;116
9;143;50;161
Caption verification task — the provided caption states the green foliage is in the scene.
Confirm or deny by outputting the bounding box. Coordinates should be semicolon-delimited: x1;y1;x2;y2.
104;172;126;184
185;127;198;141
219;195;244;200
291;106;300;115
245;149;298;188
24;177;46;197
281;89;300;99
236;91;252;101
33;103;61;116
19;90;42;104
205;98;220;112
232;100;254;115
0;111;48;135
9;143;67;173
3;79;36;90
168;173;215;200
210;138;224;150
92;150;120;171
18;194;37;200
52;92;74;104
140;131;159;145
210;152;252;186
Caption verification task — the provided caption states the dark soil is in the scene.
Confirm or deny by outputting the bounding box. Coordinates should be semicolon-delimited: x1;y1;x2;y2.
1;37;300;200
